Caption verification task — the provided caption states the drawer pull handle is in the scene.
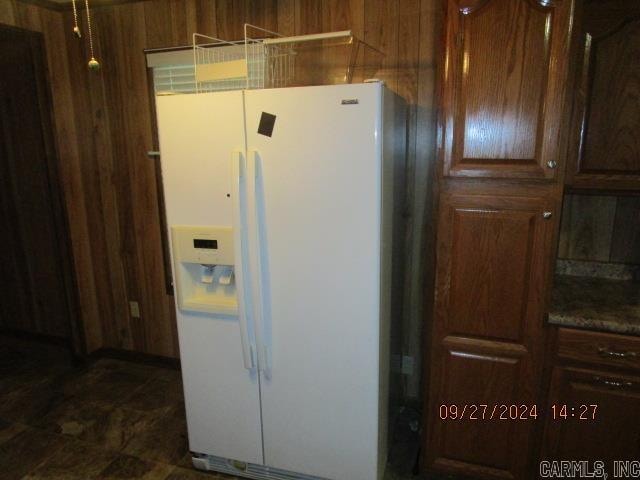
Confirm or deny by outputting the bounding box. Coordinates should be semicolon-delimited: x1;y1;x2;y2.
593;376;633;389
597;347;637;359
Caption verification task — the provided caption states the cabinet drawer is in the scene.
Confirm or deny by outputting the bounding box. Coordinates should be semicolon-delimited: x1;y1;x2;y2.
558;328;640;371
542;366;640;464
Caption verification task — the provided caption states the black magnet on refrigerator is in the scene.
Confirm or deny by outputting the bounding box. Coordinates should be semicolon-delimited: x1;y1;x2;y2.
258;112;276;137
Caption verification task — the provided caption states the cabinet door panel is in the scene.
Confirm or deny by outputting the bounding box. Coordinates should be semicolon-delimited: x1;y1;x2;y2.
566;0;640;189
442;0;573;179
434;341;531;478
543;366;640;467
442;194;552;342
425;191;555;479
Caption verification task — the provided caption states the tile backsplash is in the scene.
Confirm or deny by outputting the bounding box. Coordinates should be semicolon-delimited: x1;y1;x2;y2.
558;194;640;266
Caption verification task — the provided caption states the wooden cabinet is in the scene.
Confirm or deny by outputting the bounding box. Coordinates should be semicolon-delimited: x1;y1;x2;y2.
423;1;575;477
565;0;640;190
542;329;640;469
423;190;557;479
440;0;573;180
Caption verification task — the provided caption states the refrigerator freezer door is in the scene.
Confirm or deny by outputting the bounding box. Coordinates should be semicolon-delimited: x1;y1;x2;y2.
245;84;383;480
156;91;263;465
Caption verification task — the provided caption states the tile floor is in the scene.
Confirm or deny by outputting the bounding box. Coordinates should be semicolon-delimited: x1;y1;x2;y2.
0;336;431;480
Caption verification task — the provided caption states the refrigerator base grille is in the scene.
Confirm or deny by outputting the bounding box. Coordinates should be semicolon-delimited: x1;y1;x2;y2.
192;453;330;480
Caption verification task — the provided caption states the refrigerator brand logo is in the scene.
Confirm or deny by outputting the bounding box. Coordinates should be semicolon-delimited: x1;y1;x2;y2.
341;99;359;105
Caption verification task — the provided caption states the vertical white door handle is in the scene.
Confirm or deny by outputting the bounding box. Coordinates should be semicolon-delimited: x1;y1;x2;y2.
251;149;272;379
231;150;255;370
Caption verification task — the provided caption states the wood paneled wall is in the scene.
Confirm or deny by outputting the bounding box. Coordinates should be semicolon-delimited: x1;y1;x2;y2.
1;0;439;398
558;194;640;265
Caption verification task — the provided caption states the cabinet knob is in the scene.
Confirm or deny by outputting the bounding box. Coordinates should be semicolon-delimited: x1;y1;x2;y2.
546;160;557;169
542;211;553;219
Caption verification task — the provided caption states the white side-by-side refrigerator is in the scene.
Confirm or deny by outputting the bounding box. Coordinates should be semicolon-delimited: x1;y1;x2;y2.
156;82;404;480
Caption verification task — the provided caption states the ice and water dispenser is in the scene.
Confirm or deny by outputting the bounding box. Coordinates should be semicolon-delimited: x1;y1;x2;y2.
171;226;237;315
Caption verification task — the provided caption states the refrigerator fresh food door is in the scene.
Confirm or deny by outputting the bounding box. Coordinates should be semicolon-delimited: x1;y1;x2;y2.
156;91;264;465
245;83;383;480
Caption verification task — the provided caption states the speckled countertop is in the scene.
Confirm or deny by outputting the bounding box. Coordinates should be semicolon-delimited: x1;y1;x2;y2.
548;275;640;336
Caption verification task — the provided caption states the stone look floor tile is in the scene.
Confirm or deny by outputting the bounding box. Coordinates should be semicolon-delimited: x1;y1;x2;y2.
91;359;166;381
176;451;195;469
0;340;73;388
22;439;118;479
96;454;174;480
152;368;182;385
69;406;154;451
0;379;64;427
0;421;28;445
123;403;189;464
35;395;156;452
0;426;69;480
120;376;183;413
56;365;151;408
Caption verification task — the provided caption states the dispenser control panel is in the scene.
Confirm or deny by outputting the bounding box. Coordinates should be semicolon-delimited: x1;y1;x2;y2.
171;226;234;266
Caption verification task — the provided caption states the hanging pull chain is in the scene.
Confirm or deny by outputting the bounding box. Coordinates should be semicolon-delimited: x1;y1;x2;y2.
71;0;81;37
84;0;100;70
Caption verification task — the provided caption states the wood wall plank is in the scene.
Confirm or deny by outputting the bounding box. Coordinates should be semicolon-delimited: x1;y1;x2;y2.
195;0;218;38
364;0;399;89
122;2;176;356
321;0;364;37
143;1;174;49
247;0;278;32
88;6;131;350
294;0;322;34
276;0;294;35
45;10;104;352
65;8;119;350
215;0;247;40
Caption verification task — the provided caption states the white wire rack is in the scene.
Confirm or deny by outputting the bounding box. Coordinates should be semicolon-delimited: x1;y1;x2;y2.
244;24;294;90
192;34;250;93
193;24;292;93
192;24;379;94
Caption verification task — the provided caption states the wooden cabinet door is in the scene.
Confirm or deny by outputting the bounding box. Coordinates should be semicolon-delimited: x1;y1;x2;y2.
425;191;556;479
543;366;640;469
426;193;553;479
441;0;573;180
565;0;640;190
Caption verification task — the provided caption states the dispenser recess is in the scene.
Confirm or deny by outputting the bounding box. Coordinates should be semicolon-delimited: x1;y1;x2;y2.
171;225;237;315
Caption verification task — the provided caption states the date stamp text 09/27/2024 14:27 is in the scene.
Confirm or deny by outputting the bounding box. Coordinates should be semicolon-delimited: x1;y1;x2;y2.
438;403;598;421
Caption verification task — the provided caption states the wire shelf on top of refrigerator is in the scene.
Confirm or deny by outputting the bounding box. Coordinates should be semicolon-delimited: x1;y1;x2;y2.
191;24;383;94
